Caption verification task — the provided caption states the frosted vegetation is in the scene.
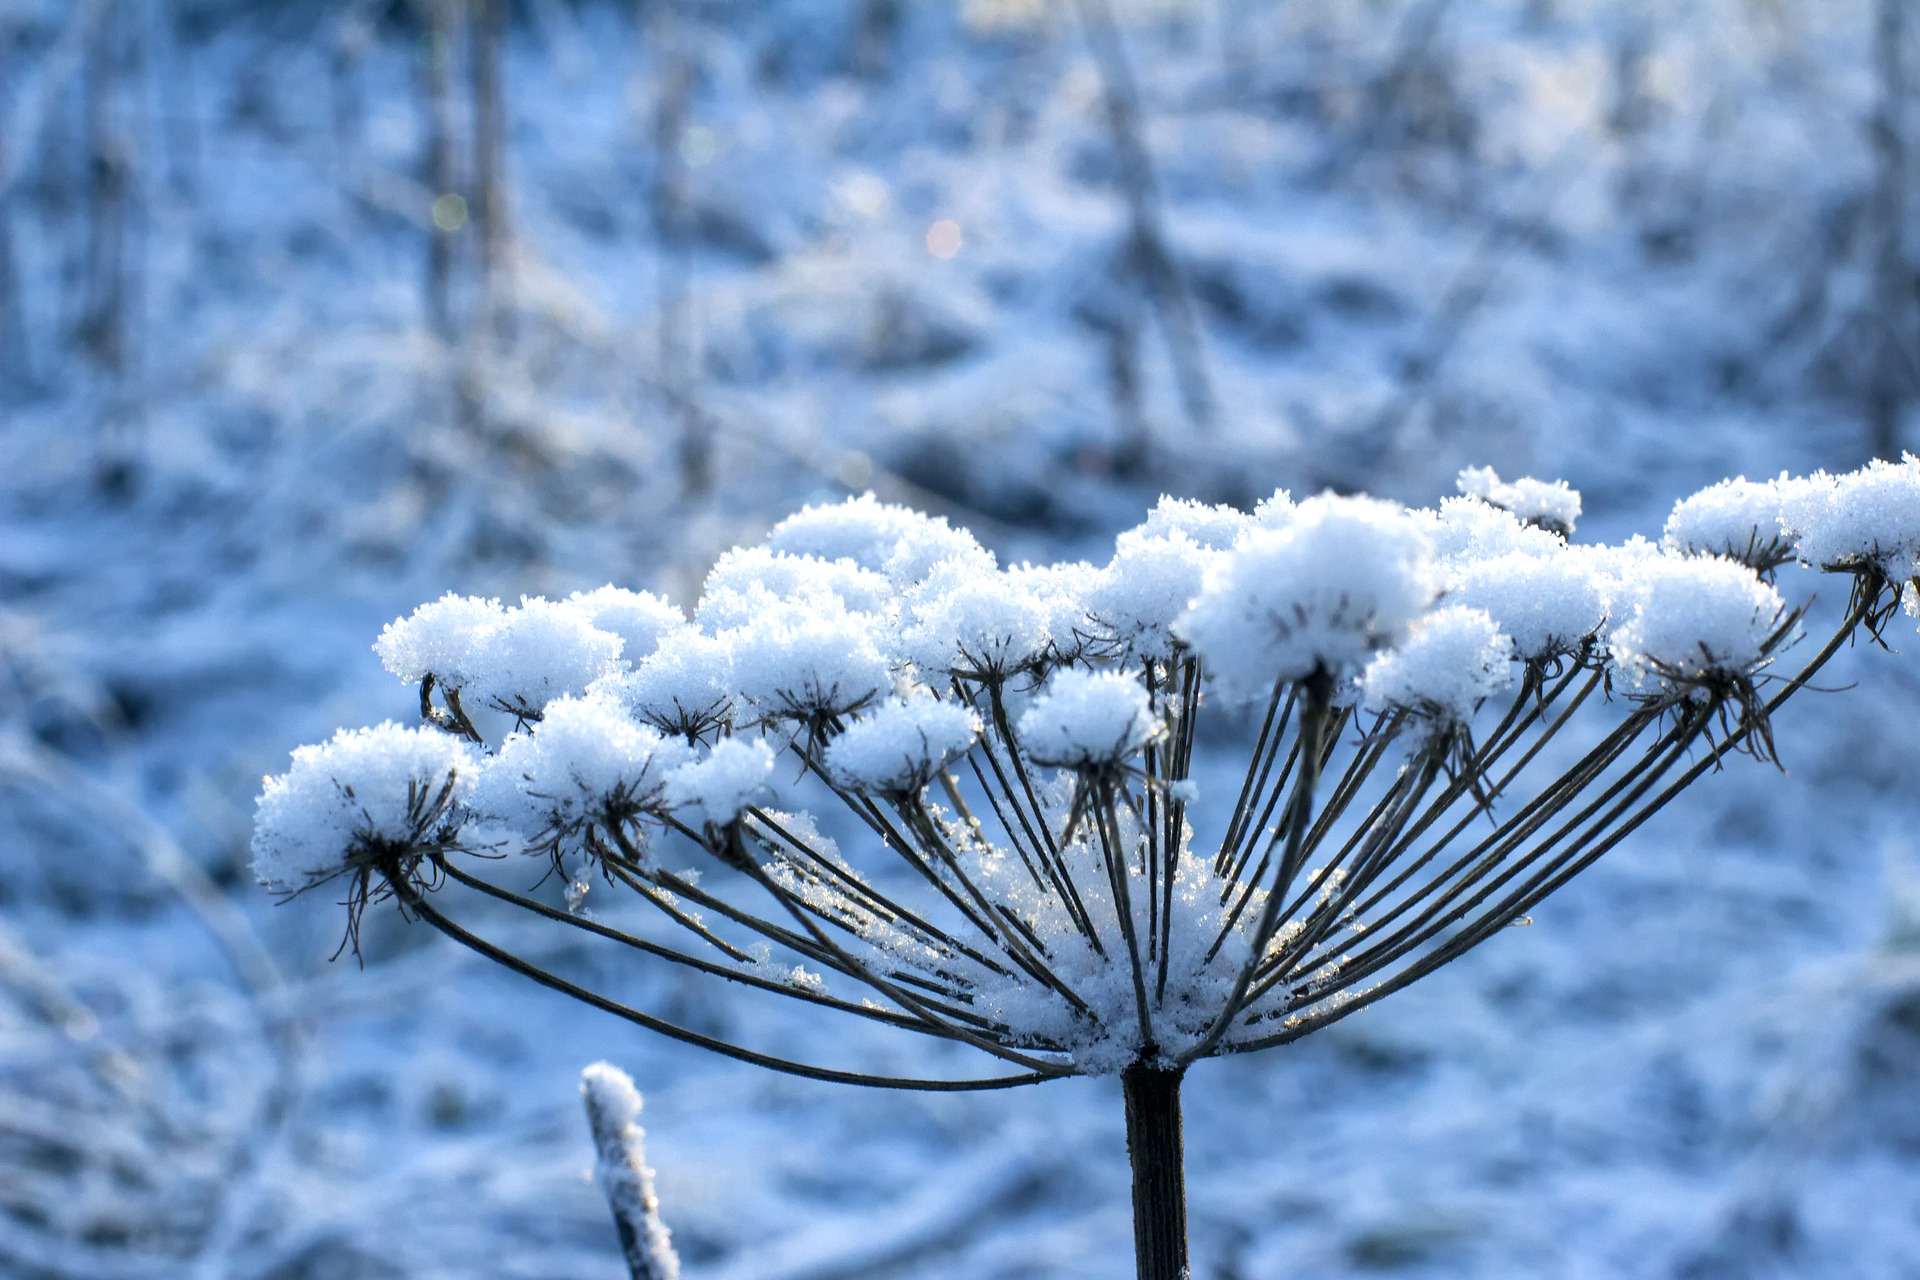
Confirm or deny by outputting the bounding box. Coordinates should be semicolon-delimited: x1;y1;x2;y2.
255;460;1920;1081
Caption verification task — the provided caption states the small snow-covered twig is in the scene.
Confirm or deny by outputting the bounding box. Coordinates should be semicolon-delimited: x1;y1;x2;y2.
581;1062;680;1280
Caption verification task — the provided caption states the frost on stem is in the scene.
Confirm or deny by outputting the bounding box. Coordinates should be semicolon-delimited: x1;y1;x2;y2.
261;465;1909;1091
580;1063;680;1280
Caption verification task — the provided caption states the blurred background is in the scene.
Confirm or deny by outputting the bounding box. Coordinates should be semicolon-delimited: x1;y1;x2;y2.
5;0;1920;1275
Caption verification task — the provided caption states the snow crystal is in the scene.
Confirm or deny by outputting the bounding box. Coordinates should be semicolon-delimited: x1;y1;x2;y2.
1782;456;1920;585
1135;495;1250;550
1086;529;1217;663
824;695;981;794
663;737;777;828
1608;555;1789;693
374;593;506;688
252;723;476;893
1456;466;1582;535
1448;551;1609;663
897;560;1051;679
473;696;689;847
1016;668;1163;768
1361;605;1515;731
594;628;736;740
1177;493;1436;696
462;597;626;717
726;605;895;723
565;587;688;665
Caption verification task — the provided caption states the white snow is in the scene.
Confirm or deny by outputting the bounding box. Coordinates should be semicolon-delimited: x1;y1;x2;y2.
1361;606;1516;731
725;604;897;724
374;593;508;689
1783;455;1920;586
1456;466;1583;534
1177;493;1437;696
473;695;689;846
663;737;778;829
824;696;981;795
252;722;477;893
1448;551;1610;663
1608;555;1790;693
1016;668;1163;769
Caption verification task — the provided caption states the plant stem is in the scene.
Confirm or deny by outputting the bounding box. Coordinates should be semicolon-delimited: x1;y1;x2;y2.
1122;1062;1188;1280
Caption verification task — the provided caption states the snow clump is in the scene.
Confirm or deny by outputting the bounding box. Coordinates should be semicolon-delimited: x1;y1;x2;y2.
565;587;688;663
1448;551;1609;663
1361;606;1515;733
898;560;1051;679
826;696;982;795
253;723;476;893
663;736;777;829
1663;475;1809;571
1782;455;1920;587
1177;493;1436;696
1086;528;1217;662
726;605;895;724
595;629;735;740
374;593;507;689
1457;466;1582;536
474;696;689;851
1608;556;1788;694
1017;668;1163;769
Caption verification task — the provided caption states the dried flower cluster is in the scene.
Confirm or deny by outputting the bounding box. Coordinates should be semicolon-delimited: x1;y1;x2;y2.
253;459;1920;1091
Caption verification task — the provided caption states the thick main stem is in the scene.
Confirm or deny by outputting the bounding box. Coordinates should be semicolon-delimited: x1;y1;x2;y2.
1122;1063;1188;1280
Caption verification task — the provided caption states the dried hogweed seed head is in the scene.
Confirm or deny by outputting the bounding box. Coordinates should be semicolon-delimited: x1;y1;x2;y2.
825;695;982;795
252;722;476;893
1017;668;1164;769
1361;605;1516;735
1177;493;1436;697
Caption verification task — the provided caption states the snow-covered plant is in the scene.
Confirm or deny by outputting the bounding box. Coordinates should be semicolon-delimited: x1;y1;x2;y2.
254;464;1920;1279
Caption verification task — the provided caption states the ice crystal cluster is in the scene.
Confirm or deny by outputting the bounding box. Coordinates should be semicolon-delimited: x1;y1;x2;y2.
254;461;1920;1084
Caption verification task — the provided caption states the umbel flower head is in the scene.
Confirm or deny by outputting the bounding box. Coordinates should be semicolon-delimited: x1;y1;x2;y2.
254;460;1920;1273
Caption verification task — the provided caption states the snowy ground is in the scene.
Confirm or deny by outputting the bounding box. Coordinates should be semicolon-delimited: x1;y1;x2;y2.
5;1;1920;1276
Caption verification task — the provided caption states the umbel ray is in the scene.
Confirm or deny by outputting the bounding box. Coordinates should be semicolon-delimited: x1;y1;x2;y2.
254;460;1920;1280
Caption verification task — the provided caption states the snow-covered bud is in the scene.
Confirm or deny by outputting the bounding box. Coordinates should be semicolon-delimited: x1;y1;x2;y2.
374;592;506;689
1086;529;1217;663
1177;493;1436;697
1662;474;1811;573
726;605;895;725
898;560;1051;680
1448;551;1608;664
1007;560;1100;666
663;737;777;831
825;695;981;796
1782;456;1920;589
1361;606;1515;734
763;492;926;571
1134;495;1250;550
1608;556;1790;695
252;723;476;893
697;548;892;630
566;587;689;665
595;629;736;742
1456;466;1582;537
1017;669;1164;770
460;597;625;720
473;696;689;855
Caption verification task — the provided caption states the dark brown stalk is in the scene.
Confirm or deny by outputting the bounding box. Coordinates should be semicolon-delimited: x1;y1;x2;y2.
1122;1062;1188;1280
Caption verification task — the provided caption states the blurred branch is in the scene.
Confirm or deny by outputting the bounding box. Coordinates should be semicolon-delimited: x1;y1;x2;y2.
1071;0;1215;436
1869;0;1911;460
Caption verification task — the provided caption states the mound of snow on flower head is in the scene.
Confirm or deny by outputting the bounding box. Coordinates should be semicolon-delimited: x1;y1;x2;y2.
253;723;477;892
1017;668;1163;768
1783;455;1920;585
474;696;689;846
374;593;507;688
1663;475;1809;571
664;737;777;828
1362;606;1514;732
1457;466;1582;535
1177;493;1436;697
1448;551;1609;663
1608;556;1788;693
826;696;981;794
